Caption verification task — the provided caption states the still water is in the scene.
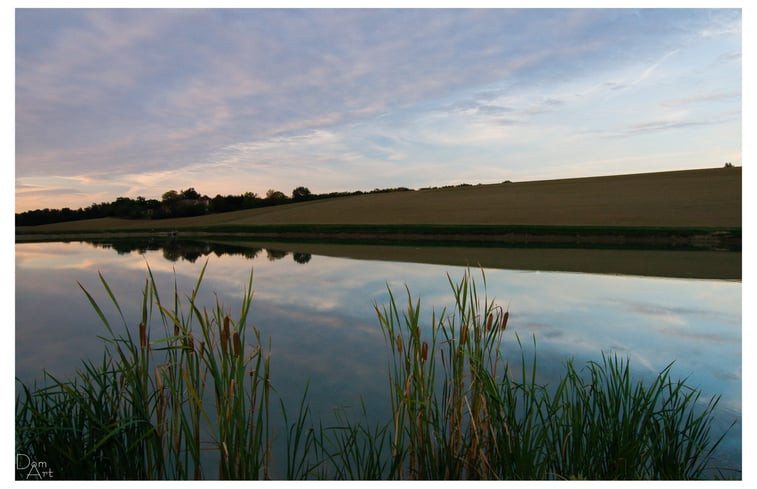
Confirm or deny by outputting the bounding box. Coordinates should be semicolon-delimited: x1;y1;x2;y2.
15;239;742;477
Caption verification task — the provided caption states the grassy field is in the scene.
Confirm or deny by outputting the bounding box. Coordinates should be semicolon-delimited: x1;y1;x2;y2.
17;167;741;233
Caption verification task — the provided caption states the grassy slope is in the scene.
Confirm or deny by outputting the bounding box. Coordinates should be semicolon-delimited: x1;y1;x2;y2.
17;167;742;233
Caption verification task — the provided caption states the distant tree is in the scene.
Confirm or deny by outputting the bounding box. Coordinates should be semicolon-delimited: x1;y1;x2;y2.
162;190;180;203
180;187;200;200
292;186;312;202
265;189;288;203
210;194;229;213
112;197;137;218
243;192;260;209
724;162;734;168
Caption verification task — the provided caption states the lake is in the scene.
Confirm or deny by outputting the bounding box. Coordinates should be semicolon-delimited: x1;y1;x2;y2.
15;239;742;478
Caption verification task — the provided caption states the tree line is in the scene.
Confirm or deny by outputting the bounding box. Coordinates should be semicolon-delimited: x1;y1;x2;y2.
16;185;413;227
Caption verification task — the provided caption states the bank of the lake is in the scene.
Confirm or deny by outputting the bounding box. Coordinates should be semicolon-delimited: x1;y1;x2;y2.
13;223;743;251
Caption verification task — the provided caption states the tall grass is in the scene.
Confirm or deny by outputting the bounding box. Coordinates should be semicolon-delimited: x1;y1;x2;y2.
16;261;271;479
373;269;732;480
15;265;734;480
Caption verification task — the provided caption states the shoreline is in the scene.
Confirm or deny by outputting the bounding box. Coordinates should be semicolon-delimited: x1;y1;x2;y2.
15;224;741;251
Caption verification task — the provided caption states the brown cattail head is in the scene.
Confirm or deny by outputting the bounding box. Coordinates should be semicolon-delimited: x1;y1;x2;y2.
155;367;164;391
221;316;231;354
421;341;428;363
139;322;147;350
486;313;494;331
396;335;403;353
199;341;205;359
233;332;242;358
501;310;509;331
223;315;231;337
187;335;195;353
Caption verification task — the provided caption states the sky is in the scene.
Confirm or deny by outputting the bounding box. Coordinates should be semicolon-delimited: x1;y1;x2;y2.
13;5;743;212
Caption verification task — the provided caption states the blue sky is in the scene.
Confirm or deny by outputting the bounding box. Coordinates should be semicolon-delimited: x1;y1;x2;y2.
13;6;742;212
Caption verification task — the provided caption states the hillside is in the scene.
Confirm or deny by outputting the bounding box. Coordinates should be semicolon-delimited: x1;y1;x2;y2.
17;167;741;234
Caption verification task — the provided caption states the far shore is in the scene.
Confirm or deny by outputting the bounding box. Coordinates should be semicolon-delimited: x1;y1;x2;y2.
14;223;742;251
16;167;741;251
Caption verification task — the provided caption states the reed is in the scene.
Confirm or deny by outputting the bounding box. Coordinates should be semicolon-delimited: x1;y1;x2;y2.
15;265;734;480
373;268;733;480
15;260;271;479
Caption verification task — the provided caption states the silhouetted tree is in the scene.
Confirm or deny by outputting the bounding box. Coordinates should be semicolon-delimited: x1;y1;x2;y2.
243;192;260;209
265;189;288;202
292;186;312;202
180;187;200;200
162;190;180;203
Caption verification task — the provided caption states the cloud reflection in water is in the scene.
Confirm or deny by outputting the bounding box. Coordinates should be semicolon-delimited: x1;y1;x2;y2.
15;240;742;472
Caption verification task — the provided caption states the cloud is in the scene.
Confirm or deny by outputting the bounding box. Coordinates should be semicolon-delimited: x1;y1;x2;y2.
15;9;742;211
697;11;741;38
621;118;716;135
633;49;680;85
15;184;80;197
606;297;740;327
15;10;636;176
662;91;741;107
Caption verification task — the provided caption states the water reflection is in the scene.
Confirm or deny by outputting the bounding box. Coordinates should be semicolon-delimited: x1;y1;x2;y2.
70;236;742;280
83;237;312;265
14;240;742;477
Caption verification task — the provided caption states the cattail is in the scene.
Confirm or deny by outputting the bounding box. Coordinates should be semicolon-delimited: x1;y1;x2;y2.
501;310;509;331
227;379;236;413
396;335;403;353
187;335;195;353
199;341;205;359
486;313;494;331
224;380;236;426
221;316;231;354
421;341;428;363
233;332;242;358
155;367;164;392
139;322;147;350
461;322;468;346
